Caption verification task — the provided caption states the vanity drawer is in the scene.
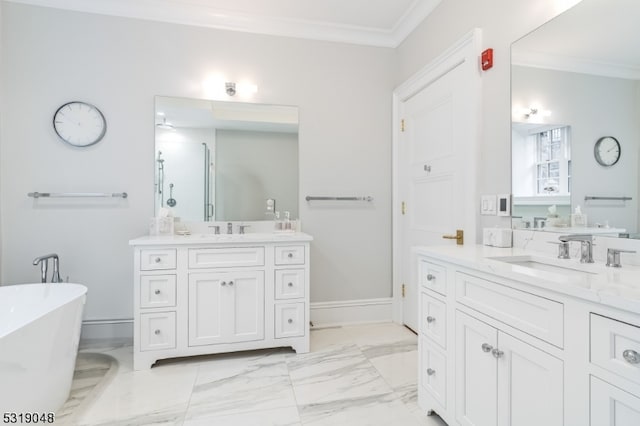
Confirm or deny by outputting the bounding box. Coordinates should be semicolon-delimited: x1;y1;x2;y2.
420;336;446;408
274;245;305;265
188;247;265;268
421;292;447;349
140;249;176;271
275;303;305;338
140;275;177;309
419;259;447;296
275;269;305;300
591;313;640;385
140;311;176;351
455;272;564;347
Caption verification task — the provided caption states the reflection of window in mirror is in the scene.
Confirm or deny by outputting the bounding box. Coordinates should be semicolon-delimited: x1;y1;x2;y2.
535;126;570;195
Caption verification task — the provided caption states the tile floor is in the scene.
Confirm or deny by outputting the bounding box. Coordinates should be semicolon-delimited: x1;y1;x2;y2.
63;323;448;426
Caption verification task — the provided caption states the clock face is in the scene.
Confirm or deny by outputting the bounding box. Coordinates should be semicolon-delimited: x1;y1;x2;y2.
594;136;621;167
53;101;106;147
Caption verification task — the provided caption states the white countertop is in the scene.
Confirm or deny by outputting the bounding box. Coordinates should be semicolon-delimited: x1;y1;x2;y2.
130;232;313;246
413;244;640;314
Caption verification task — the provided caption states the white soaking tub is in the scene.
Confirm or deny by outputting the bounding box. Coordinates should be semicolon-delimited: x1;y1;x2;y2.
0;283;87;414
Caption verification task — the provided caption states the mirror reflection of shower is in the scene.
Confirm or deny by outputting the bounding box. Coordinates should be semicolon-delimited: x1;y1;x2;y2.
156;151;165;207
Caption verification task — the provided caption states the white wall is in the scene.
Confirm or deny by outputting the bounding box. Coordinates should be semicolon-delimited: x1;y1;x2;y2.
0;3;395;325
395;0;581;234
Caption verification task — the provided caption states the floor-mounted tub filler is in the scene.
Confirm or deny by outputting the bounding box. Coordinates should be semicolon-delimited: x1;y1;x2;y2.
0;283;87;414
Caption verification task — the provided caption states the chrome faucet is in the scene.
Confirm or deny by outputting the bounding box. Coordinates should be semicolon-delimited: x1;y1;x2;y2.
558;234;594;263
32;253;62;283
227;222;233;234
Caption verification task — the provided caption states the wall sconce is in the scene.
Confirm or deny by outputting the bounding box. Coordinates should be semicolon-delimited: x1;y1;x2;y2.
520;106;552;120
225;82;236;96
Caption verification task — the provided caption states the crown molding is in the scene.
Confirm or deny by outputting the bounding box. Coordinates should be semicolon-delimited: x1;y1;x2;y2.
5;0;441;48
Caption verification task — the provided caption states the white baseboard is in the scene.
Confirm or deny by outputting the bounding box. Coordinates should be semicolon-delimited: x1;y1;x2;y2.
80;319;133;342
310;298;394;328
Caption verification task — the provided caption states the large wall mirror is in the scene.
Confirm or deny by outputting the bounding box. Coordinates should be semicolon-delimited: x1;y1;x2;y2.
155;96;299;222
511;0;640;237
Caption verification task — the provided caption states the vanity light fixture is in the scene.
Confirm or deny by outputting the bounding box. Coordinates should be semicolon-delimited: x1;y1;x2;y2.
156;117;175;130
523;106;552;120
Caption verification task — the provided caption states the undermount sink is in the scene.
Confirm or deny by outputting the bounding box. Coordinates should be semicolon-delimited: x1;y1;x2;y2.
487;255;598;280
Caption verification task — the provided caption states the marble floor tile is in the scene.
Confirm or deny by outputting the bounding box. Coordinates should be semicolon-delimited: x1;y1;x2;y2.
343;322;417;347
287;344;394;406
74;363;198;425
367;346;418;390
183;406;301;426
308;326;354;351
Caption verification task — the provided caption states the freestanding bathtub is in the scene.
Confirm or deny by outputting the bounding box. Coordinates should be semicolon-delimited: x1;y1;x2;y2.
0;283;87;415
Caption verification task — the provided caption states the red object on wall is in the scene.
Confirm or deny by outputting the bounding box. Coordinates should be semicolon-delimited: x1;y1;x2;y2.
481;48;493;71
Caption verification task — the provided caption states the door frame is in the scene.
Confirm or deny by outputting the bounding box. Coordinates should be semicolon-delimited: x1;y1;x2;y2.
392;29;483;323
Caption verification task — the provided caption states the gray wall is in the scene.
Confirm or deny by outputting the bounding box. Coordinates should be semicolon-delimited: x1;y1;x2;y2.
0;3;394;323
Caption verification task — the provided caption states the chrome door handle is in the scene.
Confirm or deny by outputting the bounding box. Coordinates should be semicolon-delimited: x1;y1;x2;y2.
427;368;436;376
426;274;435;281
623;349;640;364
481;343;493;353
228;280;234;286
154;289;161;295
221;281;227;286
492;348;504;359
426;316;436;324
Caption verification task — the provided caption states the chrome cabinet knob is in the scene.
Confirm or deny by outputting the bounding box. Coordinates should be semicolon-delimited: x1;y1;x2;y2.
426;368;436;376
288;282;294;287
426;316;436;324
154;257;162;263
427;274;435;281
154;329;161;335
154;289;161;295
288;319;293;324
228;280;234;286
623;349;640;364
481;343;493;353
492;348;504;359
221;281;227;286
287;253;294;258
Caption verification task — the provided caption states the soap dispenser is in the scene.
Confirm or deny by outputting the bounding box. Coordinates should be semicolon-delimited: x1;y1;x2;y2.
274;211;283;231
283;211;292;231
571;205;588;227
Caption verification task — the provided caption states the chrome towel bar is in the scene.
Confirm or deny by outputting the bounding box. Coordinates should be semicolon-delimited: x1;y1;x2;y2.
584;196;632;201
28;192;128;199
305;196;373;202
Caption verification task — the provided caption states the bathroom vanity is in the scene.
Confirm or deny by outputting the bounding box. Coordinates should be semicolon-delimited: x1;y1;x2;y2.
415;244;640;426
129;232;312;370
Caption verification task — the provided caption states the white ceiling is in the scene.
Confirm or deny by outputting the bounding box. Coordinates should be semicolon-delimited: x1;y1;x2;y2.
5;0;442;47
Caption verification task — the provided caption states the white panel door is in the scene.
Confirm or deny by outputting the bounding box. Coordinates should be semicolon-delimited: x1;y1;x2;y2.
228;271;265;343
456;311;498;426
591;376;640;426
497;332;563;426
399;60;477;331
188;272;227;346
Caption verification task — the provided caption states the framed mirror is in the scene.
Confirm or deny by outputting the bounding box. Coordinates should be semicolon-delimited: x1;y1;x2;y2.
155;96;299;222
511;0;640;237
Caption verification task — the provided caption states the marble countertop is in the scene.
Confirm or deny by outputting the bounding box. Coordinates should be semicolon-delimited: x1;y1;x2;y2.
413;244;640;314
130;232;313;246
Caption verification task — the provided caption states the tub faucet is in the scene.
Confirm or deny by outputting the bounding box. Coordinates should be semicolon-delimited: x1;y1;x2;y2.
558;234;594;263
32;253;62;283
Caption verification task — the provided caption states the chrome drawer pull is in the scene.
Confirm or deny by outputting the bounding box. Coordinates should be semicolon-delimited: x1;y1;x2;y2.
287;253;294;258
427;368;436;376
288;282;294;287
426;274;435;281
221;281;227;286
154;257;162;263
288;318;293;324
623;349;640;364
154;289;161;295
426;316;436;324
154;329;161;335
228;280;234;286
492;348;504;359
481;343;493;353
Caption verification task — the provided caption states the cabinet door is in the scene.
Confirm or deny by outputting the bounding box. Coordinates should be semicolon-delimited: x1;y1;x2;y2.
456;311;498;426
497;332;563;426
189;273;227;346
228;271;265;343
591;376;640;426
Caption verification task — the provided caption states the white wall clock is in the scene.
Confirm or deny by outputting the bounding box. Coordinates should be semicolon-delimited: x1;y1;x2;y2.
594;136;621;167
53;101;107;147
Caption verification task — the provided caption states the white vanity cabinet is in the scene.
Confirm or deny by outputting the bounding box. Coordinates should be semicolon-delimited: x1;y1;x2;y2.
130;233;312;370
415;245;640;426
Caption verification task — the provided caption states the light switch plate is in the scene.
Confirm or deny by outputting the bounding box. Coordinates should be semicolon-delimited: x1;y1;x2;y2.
480;195;497;215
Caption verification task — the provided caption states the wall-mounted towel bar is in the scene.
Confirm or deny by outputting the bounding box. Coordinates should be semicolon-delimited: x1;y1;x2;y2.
584;196;632;201
28;192;128;199
305;196;373;202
